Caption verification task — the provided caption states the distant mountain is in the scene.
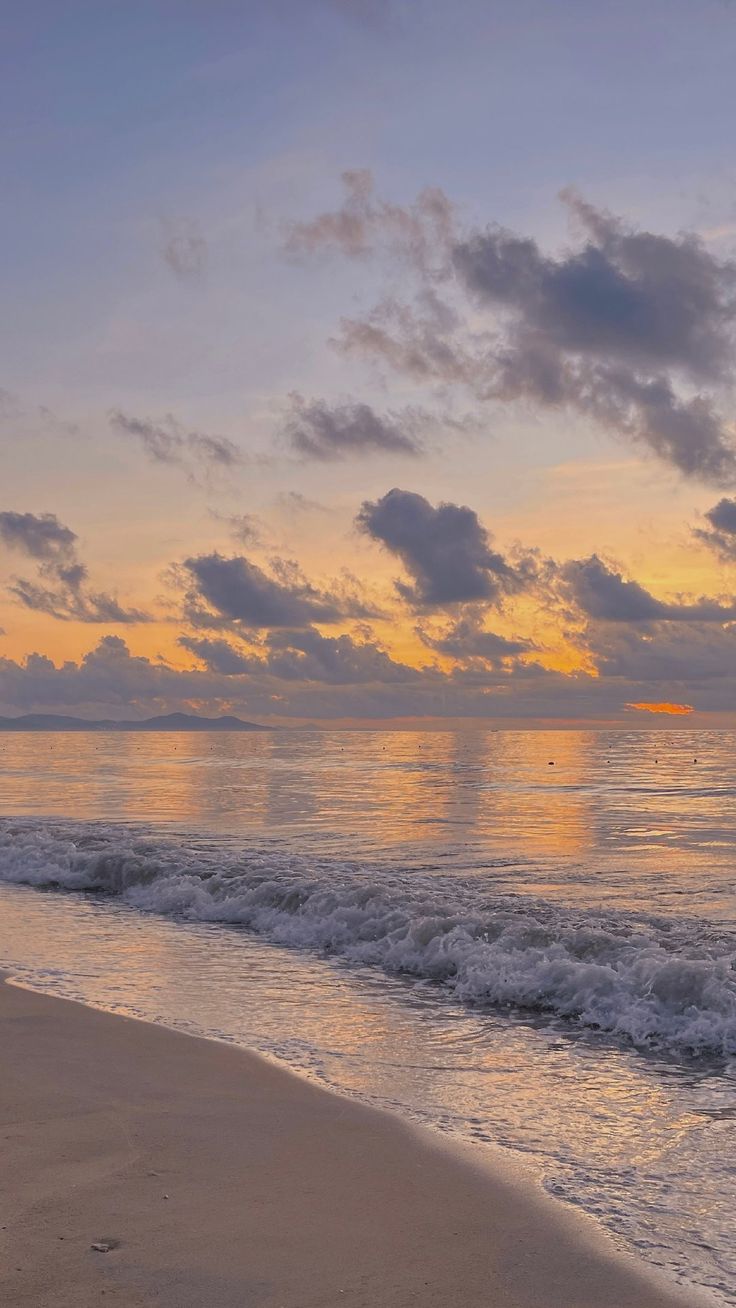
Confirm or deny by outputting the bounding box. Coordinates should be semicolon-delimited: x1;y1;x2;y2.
0;712;270;732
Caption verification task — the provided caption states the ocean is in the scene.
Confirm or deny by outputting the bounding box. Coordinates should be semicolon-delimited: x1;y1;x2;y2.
0;727;734;1304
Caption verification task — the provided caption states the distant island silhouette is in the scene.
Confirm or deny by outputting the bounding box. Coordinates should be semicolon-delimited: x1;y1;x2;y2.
0;712;270;732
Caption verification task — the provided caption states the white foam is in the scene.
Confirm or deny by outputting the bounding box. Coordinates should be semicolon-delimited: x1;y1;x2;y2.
1;817;735;1057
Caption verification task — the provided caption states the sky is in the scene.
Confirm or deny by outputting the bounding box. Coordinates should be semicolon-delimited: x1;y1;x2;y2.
2;0;736;726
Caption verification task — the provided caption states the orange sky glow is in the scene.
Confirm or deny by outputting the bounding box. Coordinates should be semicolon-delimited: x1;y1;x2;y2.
626;703;695;716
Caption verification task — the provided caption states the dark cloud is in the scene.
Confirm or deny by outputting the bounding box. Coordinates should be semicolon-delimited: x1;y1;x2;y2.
0;511;77;563
283;393;423;460
0;636;193;715
581;370;735;484
562;554;736;622
177;635;254;675
585;620;736;684
182;553;351;628
261;626;419;683
296;180;736;482
0;632;549;719
182;626;419;685
452;195;736;482
455;192;735;380
356;488;532;610
693;496;736;561
110;410;242;478
705;497;736;533
161;220;207;279
6;628;736;721
418;615;535;664
0;510;147;624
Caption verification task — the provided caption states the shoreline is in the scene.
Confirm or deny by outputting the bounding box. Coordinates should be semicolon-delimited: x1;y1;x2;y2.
0;974;712;1308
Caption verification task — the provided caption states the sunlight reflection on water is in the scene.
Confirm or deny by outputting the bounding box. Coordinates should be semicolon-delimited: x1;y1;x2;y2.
0;727;735;1304
1;727;735;916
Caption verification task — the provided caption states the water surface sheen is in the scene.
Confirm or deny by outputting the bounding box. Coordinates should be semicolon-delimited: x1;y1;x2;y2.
0;728;734;1304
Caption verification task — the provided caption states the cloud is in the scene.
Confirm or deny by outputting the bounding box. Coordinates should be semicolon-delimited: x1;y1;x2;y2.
0;636;193;714
4;626;736;721
284;169;454;273
183;626;420;685
453;196;736;482
585;620;736;683
282;393;423;460
161;220;207;279
0;511;77;562
181;552;363;629
110;410;243;478
295;180;736;482
0;632;556;719
209;512;263;546
356;488;533;609
338;293;478;389
704;497;736;533
455;190;735;380
575;369;736;484
177;636;255;675
6;578;148;624
561;554;736;622
276;491;330;515
693;496;736;561
261;626;420;683
0;510;147;624
418;614;535;664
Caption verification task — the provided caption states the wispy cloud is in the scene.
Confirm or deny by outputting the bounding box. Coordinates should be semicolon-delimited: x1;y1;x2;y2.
160;219;207;280
282;393;424;460
110;410;244;481
0;510;148;624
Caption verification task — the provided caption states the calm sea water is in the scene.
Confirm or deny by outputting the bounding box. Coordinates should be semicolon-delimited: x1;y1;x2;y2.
0;728;734;1304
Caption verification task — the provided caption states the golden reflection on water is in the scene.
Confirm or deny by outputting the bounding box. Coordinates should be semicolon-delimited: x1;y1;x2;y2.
1;728;735;915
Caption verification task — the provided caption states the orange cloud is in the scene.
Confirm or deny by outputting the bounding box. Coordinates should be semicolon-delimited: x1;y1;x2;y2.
626;702;694;716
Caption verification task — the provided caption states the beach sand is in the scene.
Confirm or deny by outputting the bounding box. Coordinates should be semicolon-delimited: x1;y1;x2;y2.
0;975;706;1308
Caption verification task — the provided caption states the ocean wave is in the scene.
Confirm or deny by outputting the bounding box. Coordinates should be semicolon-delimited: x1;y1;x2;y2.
1;817;735;1057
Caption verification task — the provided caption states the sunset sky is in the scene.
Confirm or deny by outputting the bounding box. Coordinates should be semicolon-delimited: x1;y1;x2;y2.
2;0;736;725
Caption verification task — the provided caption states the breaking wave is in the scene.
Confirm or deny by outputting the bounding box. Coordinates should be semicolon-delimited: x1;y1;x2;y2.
1;817;735;1058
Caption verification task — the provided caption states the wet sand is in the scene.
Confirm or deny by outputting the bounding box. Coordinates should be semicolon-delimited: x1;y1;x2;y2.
0;975;708;1308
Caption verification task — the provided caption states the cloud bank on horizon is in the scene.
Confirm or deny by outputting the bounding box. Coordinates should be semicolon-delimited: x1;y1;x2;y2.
2;0;736;722
2;483;736;722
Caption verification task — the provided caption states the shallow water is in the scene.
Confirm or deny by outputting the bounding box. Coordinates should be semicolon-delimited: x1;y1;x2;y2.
0;728;734;1303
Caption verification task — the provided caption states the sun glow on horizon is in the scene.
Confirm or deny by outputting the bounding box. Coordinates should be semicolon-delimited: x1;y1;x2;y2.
626;702;695;716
